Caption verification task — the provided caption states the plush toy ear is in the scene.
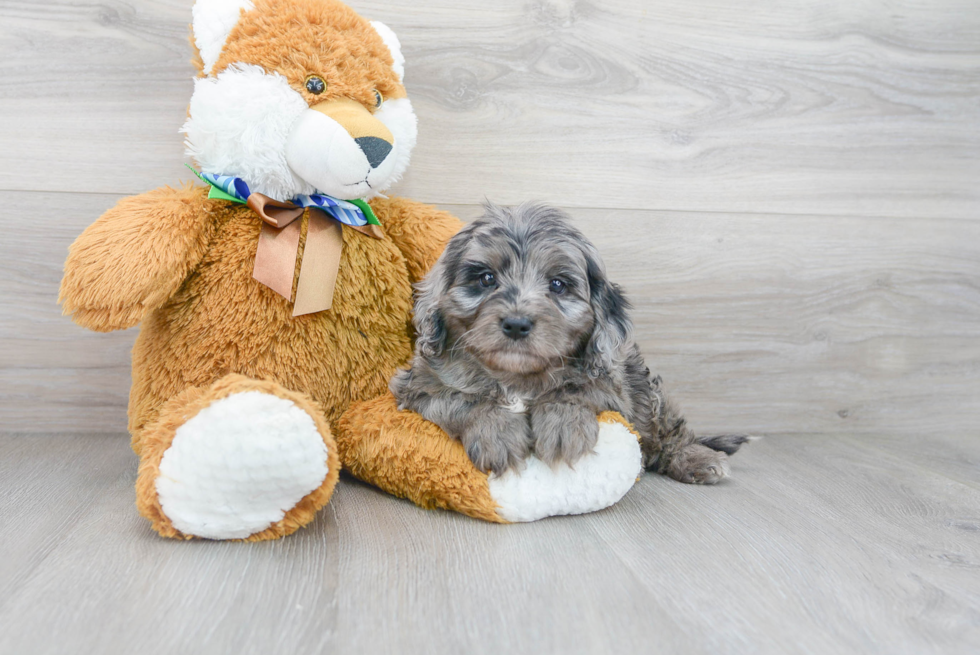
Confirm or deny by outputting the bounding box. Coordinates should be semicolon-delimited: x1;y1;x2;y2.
370;21;406;81
193;0;254;75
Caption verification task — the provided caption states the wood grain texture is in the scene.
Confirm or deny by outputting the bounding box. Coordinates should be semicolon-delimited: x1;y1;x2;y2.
0;0;977;218
0;433;343;655
6;190;978;436
0;431;977;654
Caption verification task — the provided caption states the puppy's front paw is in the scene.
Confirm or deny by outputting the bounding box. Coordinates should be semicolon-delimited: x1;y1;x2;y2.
531;402;599;467
461;407;532;474
666;444;731;484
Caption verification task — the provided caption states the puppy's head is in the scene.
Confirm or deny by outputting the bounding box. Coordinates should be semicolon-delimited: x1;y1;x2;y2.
414;203;632;377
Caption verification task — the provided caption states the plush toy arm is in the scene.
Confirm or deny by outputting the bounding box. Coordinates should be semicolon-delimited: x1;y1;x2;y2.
60;185;215;332
336;393;643;523
369;196;463;284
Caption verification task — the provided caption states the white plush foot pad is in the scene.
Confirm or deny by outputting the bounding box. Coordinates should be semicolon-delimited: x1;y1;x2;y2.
156;391;329;539
488;420;642;522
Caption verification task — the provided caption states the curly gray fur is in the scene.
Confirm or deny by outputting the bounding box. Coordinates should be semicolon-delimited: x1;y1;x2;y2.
390;202;748;482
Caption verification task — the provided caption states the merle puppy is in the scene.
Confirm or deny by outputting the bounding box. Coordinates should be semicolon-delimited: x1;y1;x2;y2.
390;203;749;483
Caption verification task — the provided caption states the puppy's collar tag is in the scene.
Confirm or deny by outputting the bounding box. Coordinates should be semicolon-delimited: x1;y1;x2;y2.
186;165;383;316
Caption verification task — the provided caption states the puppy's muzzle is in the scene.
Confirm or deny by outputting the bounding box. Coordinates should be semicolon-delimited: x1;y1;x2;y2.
501;316;534;340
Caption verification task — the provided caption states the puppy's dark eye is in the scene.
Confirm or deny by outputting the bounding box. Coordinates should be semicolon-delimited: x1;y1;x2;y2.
373;89;384;108
550;279;567;295
480;272;496;288
305;75;326;95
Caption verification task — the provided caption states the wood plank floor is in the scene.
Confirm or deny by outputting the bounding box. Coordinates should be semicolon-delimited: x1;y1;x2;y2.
1;431;978;654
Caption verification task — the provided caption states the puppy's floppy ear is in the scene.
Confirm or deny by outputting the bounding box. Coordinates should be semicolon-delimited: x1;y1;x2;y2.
582;249;633;378
413;229;468;358
412;266;447;358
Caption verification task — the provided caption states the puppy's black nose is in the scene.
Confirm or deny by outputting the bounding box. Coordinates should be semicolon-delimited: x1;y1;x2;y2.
355;136;393;169
501;316;533;340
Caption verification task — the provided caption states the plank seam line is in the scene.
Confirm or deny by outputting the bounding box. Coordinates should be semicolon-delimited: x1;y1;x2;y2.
4;187;977;224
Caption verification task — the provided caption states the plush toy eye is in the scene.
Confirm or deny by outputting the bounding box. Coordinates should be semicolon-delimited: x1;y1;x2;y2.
549;279;566;295
305;75;326;95
480;272;496;288
373;89;383;108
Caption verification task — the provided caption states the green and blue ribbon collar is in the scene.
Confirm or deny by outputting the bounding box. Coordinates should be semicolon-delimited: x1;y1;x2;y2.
186;164;380;227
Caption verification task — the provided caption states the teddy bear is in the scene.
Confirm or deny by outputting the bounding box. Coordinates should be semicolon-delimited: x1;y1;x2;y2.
60;0;463;540
60;0;645;540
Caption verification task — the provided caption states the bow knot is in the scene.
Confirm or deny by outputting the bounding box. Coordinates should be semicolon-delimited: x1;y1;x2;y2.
189;167;383;316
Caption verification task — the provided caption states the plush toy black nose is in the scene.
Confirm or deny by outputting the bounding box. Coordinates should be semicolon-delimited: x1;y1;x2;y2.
501;316;534;340
355;136;392;169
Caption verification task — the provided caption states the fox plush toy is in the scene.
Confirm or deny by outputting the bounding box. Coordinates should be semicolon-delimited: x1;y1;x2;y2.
60;0;644;540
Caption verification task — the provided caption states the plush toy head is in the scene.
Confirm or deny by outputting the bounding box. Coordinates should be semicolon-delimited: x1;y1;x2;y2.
183;0;416;202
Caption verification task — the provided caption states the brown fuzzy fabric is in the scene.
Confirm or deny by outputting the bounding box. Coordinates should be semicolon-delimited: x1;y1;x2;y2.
597;411;642;443
135;375;341;541
336;393;507;523
58;189;462;455
59;0;468;538
61;186;460;535
189;31;204;77
59;185;218;333
336;398;642;522
214;0;407;105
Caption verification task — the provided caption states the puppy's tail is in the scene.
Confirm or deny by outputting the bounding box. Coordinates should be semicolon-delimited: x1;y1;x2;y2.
696;434;760;455
649;374;758;457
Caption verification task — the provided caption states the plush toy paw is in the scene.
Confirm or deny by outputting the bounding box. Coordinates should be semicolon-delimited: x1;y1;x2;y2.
136;375;340;540
487;415;643;522
336;393;642;523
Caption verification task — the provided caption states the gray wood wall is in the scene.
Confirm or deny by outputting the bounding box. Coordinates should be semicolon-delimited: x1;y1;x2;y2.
2;0;978;438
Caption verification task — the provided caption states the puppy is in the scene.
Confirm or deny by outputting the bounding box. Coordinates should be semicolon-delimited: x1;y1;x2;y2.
390;203;749;483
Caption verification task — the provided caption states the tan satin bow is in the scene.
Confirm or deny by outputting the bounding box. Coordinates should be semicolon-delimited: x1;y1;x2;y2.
247;194;383;317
